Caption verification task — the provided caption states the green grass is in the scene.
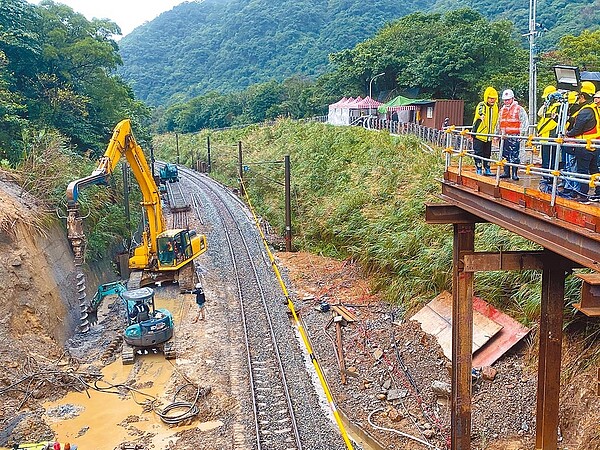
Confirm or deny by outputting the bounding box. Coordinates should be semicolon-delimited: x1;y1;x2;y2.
153;119;598;347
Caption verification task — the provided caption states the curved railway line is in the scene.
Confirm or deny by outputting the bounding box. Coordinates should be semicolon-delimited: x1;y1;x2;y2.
189;170;302;449
175;166;347;450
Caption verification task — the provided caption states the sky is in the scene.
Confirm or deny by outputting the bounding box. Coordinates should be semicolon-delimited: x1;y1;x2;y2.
27;0;186;37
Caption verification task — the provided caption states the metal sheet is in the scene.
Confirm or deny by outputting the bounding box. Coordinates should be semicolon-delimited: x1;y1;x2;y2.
411;291;503;359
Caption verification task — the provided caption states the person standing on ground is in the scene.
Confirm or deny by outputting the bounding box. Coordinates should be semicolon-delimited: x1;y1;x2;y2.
537;85;560;185
497;89;529;180
471;87;499;176
564;81;600;201
191;283;206;322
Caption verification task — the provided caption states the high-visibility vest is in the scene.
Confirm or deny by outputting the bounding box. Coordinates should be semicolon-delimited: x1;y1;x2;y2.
571;103;600;141
499;101;522;135
472;101;499;142
537;102;560;138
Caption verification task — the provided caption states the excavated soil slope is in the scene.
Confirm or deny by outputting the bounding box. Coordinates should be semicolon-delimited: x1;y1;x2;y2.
0;174;116;446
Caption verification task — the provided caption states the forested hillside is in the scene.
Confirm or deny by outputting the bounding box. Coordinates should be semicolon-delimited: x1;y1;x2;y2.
0;0;149;164
431;0;600;49
118;0;435;106
118;0;599;107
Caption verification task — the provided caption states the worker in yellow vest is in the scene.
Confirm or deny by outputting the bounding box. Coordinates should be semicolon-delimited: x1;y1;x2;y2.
563;81;600;201
537;85;560;183
471;87;499;176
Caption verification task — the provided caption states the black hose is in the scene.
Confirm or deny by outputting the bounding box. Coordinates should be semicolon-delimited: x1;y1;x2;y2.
154;383;211;425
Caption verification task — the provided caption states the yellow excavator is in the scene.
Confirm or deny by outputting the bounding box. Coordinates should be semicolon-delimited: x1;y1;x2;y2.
66;119;207;289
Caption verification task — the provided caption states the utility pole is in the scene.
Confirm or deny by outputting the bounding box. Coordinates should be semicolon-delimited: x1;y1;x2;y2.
284;155;292;252
527;0;537;132
176;133;180;164
369;72;385;118
207;136;212;173
238;141;244;196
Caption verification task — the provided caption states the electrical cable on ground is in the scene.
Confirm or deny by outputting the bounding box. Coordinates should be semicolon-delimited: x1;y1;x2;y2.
368;409;441;450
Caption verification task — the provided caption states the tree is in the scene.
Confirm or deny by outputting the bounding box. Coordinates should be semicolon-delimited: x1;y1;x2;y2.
556;30;600;71
327;9;527;116
0;0;149;158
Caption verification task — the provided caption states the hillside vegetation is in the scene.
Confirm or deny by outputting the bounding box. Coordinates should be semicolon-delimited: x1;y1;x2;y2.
153;120;586;323
118;0;435;105
118;0;599;107
0;0;150;164
157;9;528;132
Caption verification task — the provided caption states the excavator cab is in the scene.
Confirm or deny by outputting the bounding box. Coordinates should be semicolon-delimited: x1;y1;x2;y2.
156;229;206;269
119;287;175;364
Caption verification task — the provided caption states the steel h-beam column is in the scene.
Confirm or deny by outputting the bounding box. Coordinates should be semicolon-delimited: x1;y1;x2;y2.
452;223;475;449
536;251;566;450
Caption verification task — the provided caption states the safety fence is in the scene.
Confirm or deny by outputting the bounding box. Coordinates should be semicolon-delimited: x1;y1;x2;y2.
440;127;600;206
330;115;600;206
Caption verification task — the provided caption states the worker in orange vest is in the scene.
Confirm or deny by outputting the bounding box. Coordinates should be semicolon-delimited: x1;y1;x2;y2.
497;89;529;180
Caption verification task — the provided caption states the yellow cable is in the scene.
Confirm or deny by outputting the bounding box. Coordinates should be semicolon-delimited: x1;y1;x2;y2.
239;177;355;449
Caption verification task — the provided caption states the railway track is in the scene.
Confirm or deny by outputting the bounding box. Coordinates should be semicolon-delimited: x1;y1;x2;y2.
182;167;303;450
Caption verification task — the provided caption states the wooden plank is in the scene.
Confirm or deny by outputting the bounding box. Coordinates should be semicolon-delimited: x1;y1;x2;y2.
331;305;357;322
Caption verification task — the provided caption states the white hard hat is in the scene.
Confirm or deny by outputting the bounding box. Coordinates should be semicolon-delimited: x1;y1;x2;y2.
195;283;202;289
502;89;515;100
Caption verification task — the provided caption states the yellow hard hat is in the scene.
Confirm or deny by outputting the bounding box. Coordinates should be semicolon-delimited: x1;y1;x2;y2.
580;81;596;95
542;85;556;99
568;91;578;104
484;86;498;99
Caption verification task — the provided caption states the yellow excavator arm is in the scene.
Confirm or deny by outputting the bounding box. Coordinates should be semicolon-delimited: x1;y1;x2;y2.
66;119;165;268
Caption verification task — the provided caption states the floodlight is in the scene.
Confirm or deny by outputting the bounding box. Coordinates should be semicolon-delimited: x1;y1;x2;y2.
553;65;580;91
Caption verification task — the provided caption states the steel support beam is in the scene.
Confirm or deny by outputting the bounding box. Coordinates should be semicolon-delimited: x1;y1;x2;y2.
452;223;474;449
462;251;546;272
441;183;600;271
426;202;487;224
536;251;566;450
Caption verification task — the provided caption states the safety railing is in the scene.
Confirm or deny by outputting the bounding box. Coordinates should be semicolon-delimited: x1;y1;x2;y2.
360;117;473;151
441;127;600;207
350;117;600;207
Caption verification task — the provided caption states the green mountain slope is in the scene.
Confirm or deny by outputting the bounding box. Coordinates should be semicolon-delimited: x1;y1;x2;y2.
118;0;434;105
118;0;598;107
431;0;599;49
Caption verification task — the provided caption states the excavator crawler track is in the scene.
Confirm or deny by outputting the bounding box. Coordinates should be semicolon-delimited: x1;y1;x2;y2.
121;343;135;365
163;341;176;360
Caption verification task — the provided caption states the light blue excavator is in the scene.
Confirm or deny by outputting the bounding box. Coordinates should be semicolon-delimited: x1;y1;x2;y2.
91;282;175;365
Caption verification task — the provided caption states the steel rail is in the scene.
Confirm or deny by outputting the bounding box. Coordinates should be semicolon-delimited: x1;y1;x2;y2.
181;168;303;450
